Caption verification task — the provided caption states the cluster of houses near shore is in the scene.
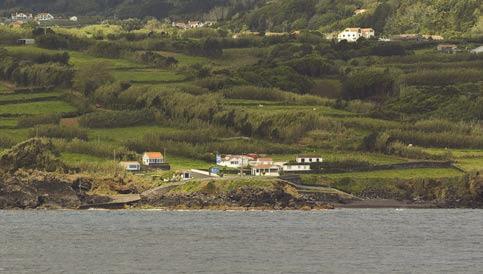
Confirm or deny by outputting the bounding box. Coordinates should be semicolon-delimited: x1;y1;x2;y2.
118;151;323;179
217;154;323;177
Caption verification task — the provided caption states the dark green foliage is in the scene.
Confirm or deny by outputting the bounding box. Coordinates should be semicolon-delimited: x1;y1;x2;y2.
17;114;61;128
0;138;65;172
134;51;178;68
88;41;123;58
342;68;400;101
0;55;74;87
238;65;314;93
284;55;339;77
78;110;154;128
29;125;88;141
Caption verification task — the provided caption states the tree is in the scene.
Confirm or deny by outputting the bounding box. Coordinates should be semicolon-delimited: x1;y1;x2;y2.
342;68;400;101
73;62;114;96
120;18;144;32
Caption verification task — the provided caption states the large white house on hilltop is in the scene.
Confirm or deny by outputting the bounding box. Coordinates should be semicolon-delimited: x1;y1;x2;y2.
34;13;54;21
338;28;375;42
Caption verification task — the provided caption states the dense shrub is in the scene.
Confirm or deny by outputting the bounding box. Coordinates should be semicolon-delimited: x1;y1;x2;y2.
404;68;483;86
133;51;178;68
79;110;154;128
29;125;88;141
342;67;400;101
88;41;123;58
17;114;61;128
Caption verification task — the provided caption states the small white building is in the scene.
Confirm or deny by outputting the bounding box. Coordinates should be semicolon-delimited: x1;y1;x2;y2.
338;28;375;42
251;165;280;177
471;46;483;54
17;39;35;45
296;155;323;164
35;13;54;21
283;164;311;172
142;152;165;166
217;155;254;168
119;161;141;171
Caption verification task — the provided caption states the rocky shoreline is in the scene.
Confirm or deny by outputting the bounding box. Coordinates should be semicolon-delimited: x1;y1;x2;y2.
1;139;482;210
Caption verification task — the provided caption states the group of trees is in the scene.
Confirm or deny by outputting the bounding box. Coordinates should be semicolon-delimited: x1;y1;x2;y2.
0;49;74;87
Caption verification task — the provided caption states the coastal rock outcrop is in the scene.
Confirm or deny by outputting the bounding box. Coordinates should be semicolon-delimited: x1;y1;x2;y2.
141;180;333;210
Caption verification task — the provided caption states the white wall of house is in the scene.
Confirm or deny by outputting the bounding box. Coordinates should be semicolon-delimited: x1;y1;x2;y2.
283;165;311;172
142;155;164;166
296;157;323;164
218;156;252;168
251;166;280;177
338;29;361;42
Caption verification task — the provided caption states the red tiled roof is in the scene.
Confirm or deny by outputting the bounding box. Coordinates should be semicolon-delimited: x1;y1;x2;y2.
144;152;163;159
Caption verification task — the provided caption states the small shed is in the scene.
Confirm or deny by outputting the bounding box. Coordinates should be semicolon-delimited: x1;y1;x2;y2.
17;39;35;45
437;44;458;53
119;161;141;172
471;46;483;54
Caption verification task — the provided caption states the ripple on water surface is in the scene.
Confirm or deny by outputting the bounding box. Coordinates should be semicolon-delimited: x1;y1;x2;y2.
0;209;482;274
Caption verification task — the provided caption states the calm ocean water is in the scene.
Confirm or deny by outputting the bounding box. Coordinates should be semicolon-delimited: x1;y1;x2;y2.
0;209;482;274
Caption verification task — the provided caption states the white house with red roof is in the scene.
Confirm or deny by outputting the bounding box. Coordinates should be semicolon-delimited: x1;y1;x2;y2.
142;152;165;166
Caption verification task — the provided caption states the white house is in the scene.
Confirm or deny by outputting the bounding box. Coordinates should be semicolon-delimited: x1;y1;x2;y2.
142;152;165;166
69;16;78;22
11;13;33;21
296;155;323;164
338;28;375;42
119;161;141;171
217;155;254;168
35;13;54;21
471;46;483;54
251;164;281;177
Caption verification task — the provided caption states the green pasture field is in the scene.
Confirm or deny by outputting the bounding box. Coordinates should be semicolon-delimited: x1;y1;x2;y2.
156;50;209;65
0;101;76;116
0;91;61;102
455;158;483;172
5;45;142;69
61;152;107;164
0;128;30;142
323;168;464;180
0;118;18;128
